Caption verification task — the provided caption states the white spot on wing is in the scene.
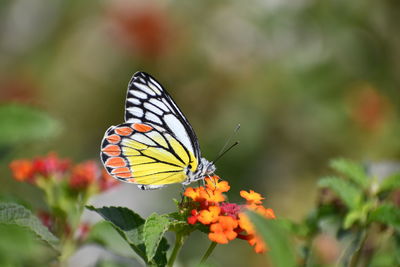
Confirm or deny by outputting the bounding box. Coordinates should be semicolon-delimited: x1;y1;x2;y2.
126;107;144;117
162;99;175;113
132;133;156;146
148;83;162;95
149;77;163;91
130;90;147;99
145;112;162;124
127;98;141;105
126;118;141;123
134;82;156;96
164;114;193;154
146;131;168;148
144;102;163;115
149;98;169;112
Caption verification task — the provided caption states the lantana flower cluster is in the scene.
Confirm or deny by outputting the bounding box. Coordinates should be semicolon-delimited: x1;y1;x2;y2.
9;152;118;191
9;152;119;242
184;176;275;253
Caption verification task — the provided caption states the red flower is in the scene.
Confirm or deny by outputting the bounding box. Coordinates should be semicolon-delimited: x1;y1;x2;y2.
107;3;173;59
33;152;70;178
99;169;119;191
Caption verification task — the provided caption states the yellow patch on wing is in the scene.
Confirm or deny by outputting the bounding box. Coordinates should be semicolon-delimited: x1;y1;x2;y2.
141;146;185;166
121;139;148;150
134;171;186;185
165;135;190;163
133;162;183;177
125;155;155;166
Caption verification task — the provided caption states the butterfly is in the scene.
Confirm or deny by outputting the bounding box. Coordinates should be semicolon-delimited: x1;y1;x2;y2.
100;72;216;190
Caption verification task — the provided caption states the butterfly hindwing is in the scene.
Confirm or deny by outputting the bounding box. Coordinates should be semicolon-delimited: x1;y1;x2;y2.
101;122;196;187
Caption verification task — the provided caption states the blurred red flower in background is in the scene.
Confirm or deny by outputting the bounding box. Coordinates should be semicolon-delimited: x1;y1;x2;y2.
107;2;173;59
348;84;391;132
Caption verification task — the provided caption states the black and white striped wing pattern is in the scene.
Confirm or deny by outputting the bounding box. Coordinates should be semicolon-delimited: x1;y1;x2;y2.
125;72;201;161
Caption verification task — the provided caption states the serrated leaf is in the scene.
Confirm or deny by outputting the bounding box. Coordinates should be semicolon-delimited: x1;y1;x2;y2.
86;205;147;262
379;173;400;193
143;213;170;262
369;204;400;228
0;104;60;147
330;158;368;188
0;202;59;250
318;176;363;209
247;212;296;267
151;237;169;267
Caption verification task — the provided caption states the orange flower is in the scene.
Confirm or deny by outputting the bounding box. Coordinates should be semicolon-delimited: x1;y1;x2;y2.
247;205;276;219
69;161;98;190
248;235;267;254
198;206;221;225
205;176;230;192
208;216;238;244
9;159;34;182
238;213;267;253
238;213;255;234
184;187;205;202
200;188;225;203
240;190;264;205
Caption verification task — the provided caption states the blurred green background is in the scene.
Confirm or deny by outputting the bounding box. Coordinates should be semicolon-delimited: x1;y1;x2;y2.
1;0;399;266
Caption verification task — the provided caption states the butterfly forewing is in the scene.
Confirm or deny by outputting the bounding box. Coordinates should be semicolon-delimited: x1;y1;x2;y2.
125;72;201;161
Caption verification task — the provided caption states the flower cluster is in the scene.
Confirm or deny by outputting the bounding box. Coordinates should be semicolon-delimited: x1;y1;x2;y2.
184;176;275;253
9;152;118;192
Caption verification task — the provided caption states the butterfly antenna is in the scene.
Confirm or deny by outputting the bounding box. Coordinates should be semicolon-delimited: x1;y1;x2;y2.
216;124;240;157
211;141;239;165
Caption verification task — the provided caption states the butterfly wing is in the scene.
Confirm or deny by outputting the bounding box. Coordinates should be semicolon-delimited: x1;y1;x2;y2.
125;72;201;162
101;122;197;189
101;72;202;189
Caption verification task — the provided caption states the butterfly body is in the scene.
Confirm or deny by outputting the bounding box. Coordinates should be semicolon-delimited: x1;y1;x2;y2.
100;72;215;190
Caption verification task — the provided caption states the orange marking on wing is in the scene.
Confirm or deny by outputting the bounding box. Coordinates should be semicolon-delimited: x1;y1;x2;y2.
106;134;121;144
111;167;130;174
105;157;127;168
115;127;133;136
128;178;137;183
116;172;132;178
132;123;153;133
102;145;121;156
111;167;132;179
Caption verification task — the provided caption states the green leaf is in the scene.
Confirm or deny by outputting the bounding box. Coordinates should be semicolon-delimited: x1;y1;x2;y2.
151;237;169;267
318;176;363;209
330;158;368;188
0;104;60;147
86;205;147;262
88;221;135;259
0;202;59;250
247;212;296;267
143;213;170;262
369;204;400;228
379;173;400;193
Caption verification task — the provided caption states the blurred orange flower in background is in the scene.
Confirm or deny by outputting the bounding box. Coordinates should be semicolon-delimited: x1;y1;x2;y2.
9;152;118;192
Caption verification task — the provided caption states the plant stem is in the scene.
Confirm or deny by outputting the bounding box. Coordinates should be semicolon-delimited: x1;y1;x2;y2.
349;230;368;267
200;242;217;264
167;233;184;267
